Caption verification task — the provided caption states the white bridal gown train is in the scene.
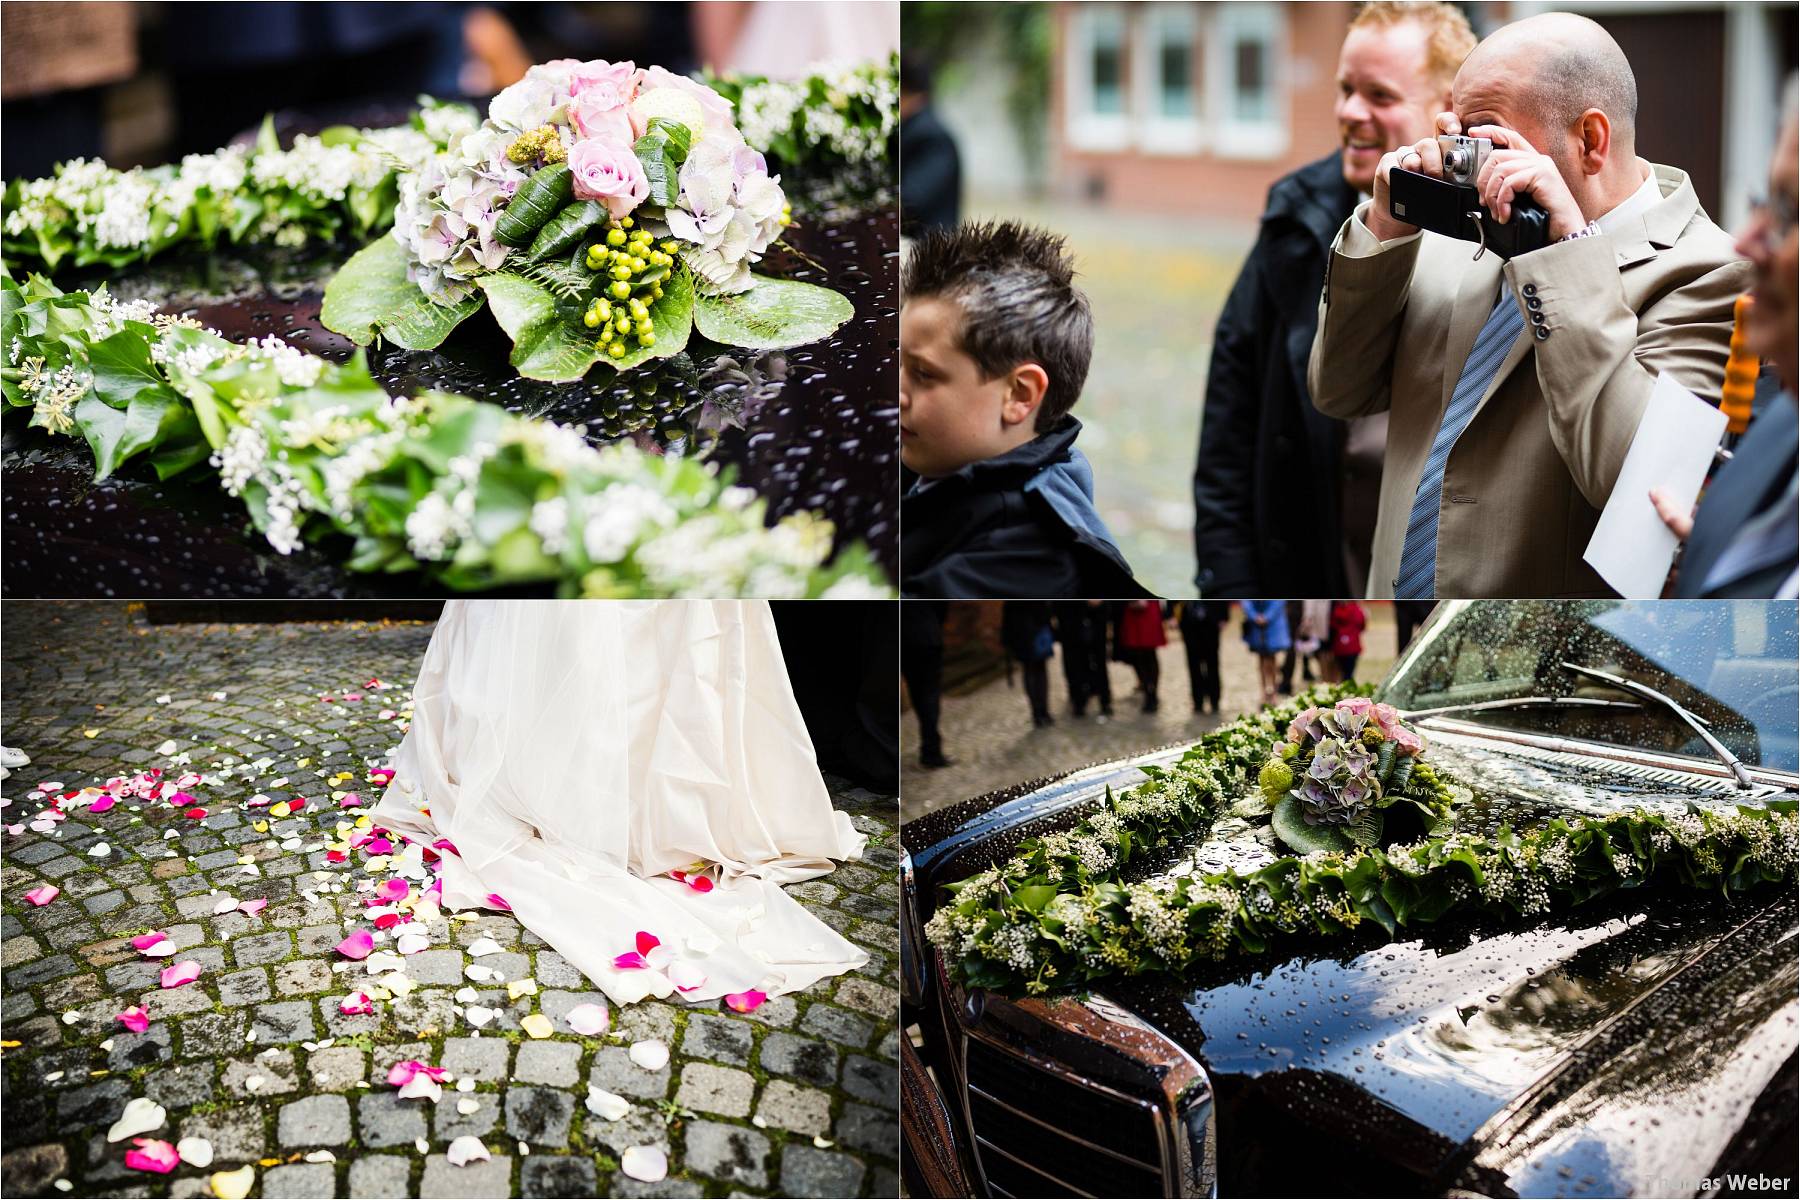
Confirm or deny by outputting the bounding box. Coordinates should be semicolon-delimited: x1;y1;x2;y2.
373;600;868;1006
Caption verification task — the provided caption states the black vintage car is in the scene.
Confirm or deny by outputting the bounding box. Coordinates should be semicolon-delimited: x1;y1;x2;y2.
900;601;1799;1199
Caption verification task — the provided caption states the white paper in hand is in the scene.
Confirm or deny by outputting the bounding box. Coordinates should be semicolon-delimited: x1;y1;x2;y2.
1584;373;1728;597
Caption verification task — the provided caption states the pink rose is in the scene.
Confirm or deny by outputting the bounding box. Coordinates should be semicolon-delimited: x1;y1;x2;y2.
631;65;735;137
569;59;641;103
1335;696;1374;718
572;89;636;147
568;140;650;219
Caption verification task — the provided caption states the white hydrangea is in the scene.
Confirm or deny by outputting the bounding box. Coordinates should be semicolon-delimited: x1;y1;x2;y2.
582;483;679;563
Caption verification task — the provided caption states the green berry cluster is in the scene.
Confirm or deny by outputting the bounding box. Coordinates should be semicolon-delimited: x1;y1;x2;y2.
581;217;675;358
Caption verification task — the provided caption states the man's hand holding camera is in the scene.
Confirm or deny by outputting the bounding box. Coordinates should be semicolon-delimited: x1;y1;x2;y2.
1365;111;1586;246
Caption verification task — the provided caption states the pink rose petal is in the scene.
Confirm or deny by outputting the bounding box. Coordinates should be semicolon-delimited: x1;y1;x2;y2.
339;992;374;1016
485;893;512;912
23;885;59;906
117;1006;150;1033
613;952;649;970
168;792;196;808
668;961;707;992
89;795;117;814
567;1002;611;1036
724;989;768;1013
386;1060;448;1088
131;932;169;951
339;793;364;808
183;808;208;820
125;1138;180;1174
159;961;202;989
344;692;364;702
238;898;268;917
376;879;410;903
336;930;375;960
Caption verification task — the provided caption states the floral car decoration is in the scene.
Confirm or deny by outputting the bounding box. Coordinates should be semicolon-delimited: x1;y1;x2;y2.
924;686;1798;995
322;58;855;381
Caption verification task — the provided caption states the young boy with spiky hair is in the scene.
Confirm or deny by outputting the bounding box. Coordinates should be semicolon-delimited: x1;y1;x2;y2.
899;220;1150;598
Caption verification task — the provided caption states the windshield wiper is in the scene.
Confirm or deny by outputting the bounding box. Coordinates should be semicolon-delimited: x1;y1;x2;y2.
1558;661;1757;789
1403;695;1644;720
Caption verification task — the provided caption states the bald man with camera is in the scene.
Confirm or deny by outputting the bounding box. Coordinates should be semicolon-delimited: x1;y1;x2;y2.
1309;12;1751;599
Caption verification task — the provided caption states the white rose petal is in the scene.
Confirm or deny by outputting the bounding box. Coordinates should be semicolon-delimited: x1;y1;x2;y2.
457;1097;481;1116
466;937;501;957
446;1135;490;1167
621;1146;668;1183
212;895;239;915
464;1006;497;1029
105;1097;167;1143
176;1136;214;1168
628;1040;669;1072
585;1087;630;1121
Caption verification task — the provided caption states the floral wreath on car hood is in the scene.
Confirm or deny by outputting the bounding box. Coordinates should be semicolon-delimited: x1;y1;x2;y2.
925;687;1798;995
320;58;856;382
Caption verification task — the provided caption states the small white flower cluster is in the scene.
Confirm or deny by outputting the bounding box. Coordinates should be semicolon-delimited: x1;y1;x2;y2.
251;335;327;389
320;427;404;522
734;59;897;167
213;424;270;496
404;490;473;561
529;496;571;556
250;134;388;205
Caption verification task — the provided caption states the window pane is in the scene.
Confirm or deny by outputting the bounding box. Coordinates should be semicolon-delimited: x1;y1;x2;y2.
1159;40;1193;117
1233;37;1269;121
1092;12;1124;115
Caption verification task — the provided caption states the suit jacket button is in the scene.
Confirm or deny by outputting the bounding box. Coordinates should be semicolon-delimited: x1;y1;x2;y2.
1530;311;1546;325
1522;283;1538;297
1526;296;1542;310
1535;326;1551;341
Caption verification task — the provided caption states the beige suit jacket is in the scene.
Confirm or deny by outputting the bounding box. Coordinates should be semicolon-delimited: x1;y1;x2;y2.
1308;164;1750;598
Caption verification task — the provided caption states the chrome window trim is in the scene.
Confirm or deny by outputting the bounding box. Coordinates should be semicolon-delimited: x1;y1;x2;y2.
1420;719;1800;791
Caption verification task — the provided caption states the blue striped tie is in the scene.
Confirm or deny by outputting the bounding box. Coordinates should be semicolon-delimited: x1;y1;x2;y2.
1393;294;1526;598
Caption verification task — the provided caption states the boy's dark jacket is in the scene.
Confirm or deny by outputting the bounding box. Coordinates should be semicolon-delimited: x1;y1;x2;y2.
901;417;1155;598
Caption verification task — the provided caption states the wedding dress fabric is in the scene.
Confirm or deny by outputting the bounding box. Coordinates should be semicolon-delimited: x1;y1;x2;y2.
373;600;868;1006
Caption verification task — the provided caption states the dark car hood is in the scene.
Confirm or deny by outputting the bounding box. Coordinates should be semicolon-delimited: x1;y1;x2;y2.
904;731;1800;1197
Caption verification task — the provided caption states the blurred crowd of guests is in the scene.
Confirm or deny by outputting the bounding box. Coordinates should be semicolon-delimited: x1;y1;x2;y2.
903;599;1445;769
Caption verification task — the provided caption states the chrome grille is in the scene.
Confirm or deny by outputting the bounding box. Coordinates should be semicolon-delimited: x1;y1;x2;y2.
962;1035;1168;1198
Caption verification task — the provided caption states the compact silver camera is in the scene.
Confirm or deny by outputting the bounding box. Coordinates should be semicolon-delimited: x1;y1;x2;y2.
1437;134;1493;186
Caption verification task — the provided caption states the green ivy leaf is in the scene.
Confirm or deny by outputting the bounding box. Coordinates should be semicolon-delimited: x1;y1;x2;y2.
633;118;693;208
693;275;853;350
76;387;197;479
1271;795;1352;857
320;236;484;350
86;327;166;407
1012;885;1058;914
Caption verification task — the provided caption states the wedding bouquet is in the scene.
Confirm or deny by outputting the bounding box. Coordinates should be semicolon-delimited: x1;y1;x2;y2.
1256;695;1446;854
321;59;854;382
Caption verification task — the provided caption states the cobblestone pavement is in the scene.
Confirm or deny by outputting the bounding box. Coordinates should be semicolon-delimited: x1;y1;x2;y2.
1;603;898;1199
902;607;1400;820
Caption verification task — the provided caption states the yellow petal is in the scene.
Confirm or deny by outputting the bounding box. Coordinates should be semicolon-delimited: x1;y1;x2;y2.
210;1165;256;1200
252;821;269;834
364;856;390;873
330;791;346;801
520;1013;554;1039
270;802;292;819
355;815;373;829
84;729;100;738
506;978;539;1000
380;972;416;997
296;758;310;768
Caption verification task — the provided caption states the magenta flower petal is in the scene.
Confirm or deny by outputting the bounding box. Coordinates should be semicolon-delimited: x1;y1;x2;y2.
376;879;409;903
159;961;202;988
131;931;169;951
339;793;364;808
116;1006;150;1033
336;930;375;960
125;1138;180;1174
613;952;648;970
238;898;268;917
340;991;374;1016
724;989;768;1013
485;893;512;912
23;885;59;907
635;931;660;957
89;795;116;814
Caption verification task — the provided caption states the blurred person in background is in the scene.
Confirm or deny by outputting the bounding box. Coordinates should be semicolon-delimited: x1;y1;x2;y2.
1115;600;1167;715
1002;601;1057;728
1194;2;1475;599
1241;600;1292;705
1654;76;1799;598
694;1;896;78
1178;600;1230;716
902;601;952;769
1328;600;1368;681
1054;601;1113;719
900;49;960;236
1280;599;1330;692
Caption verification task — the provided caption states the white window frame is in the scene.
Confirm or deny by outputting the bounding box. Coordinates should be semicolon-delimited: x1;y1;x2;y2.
1134;2;1206;155
1207;1;1290;160
1065;2;1133;152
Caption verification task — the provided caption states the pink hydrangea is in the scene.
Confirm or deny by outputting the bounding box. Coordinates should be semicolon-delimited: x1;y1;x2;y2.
1286;707;1323;744
568;141;650;220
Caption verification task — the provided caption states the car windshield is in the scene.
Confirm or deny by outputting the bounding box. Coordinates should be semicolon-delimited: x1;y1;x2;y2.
1378;601;1799;774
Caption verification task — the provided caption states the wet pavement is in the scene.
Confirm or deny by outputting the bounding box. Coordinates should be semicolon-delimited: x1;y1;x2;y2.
901;605;1398;821
4;182;898;598
0;603;899;1198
